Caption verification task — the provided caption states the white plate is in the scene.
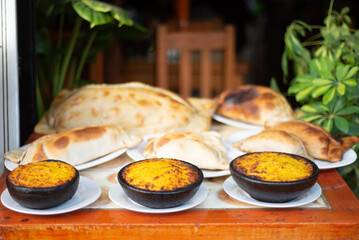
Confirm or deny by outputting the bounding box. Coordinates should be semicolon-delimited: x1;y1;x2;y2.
126;134;243;178
223;177;322;208
1;176;101;215
313;150;357;169
227;130;358;170
4;144;127;171
109;184;208;213
213;114;264;130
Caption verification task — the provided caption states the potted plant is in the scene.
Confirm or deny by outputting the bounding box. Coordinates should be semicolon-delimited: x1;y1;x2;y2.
278;0;359;197
35;0;148;117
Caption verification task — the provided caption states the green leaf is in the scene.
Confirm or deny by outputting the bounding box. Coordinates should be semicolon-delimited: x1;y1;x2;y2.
348;121;359;136
309;57;334;79
296;86;315;101
293;53;311;75
345;66;359;79
312;85;332;98
288;82;312;94
314;46;325;58
343;54;356;66
72;0;113;27
302;103;329;113
71;0;134;28
301;105;320;113
289;34;303;55
333;97;347;113
298;114;322;122
337;106;359;115
281;52;288;82
334;43;344;61
110;5;134;27
312;78;333;86
337;83;346;95
313;118;325;126
323;118;333;132
336;64;350;81
341;6;350;14
294;74;314;83
323;57;334;72
334;116;349;133
343;79;357;86
295;20;311;31
323;87;336;104
309;58;322;76
284;34;294;58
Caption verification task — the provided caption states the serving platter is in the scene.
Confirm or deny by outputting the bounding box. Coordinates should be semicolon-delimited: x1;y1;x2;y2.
4;144;128;171
109;184;208;213
126;134;243;178
223;177;322;208
212;114;265;130
1;176;101;215
227;130;357;170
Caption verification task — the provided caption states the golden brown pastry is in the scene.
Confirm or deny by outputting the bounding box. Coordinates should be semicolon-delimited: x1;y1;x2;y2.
271;120;359;162
232;129;312;160
215;85;293;126
35;82;212;136
4;125;142;166
143;131;229;170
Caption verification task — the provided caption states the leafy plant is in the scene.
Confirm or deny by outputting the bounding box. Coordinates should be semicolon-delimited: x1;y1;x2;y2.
279;0;359;198
35;0;148;118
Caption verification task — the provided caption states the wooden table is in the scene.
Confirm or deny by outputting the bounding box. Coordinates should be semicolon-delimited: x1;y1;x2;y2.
1;133;359;239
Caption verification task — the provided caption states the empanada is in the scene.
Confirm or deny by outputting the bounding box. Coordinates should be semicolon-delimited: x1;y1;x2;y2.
232;130;312;160
143;131;229;170
4;125;142;166
271;120;359;162
215;85;293;126
35;82;212;136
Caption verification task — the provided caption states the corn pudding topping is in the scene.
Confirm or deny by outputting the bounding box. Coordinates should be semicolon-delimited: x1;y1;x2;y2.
233;152;313;182
8;161;77;188
122;159;200;191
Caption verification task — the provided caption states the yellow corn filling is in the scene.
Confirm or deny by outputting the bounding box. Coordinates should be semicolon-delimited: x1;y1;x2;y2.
122;159;199;191
233;152;313;182
8;161;77;188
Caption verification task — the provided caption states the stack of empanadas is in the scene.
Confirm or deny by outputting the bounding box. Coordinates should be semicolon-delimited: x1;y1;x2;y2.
143;131;229;170
4;125;142;166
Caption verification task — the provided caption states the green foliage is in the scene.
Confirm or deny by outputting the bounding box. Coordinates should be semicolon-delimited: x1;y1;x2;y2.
35;0;148;118
280;0;359;198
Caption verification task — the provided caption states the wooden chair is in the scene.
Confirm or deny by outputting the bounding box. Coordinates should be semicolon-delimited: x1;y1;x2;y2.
156;24;245;98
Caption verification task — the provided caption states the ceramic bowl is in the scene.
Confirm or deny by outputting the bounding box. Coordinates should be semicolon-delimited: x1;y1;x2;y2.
117;158;203;208
230;152;319;203
6;160;79;209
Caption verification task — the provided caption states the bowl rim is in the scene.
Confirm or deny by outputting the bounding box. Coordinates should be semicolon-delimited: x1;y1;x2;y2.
6;159;80;192
118;158;204;195
230;152;320;185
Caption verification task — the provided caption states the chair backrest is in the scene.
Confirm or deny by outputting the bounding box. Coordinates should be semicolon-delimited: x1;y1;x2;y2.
155;24;239;98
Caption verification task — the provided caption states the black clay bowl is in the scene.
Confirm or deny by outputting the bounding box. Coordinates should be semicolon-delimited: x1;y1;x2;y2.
230;152;319;203
117;158;203;208
6;160;80;209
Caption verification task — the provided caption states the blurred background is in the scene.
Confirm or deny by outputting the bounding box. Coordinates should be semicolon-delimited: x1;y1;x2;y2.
12;0;359;197
17;0;359;140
